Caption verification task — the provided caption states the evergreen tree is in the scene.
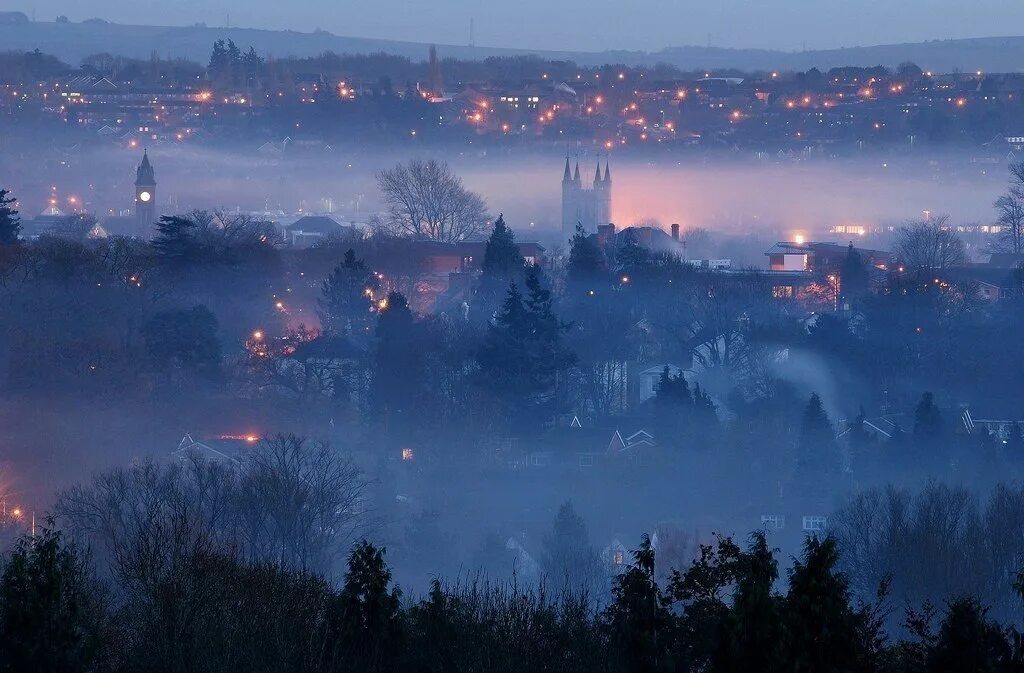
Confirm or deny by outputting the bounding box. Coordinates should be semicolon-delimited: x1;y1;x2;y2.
615;229;652;281
652;367;692;448
541;501;601;593
604;536;675;673
712;532;783;673
928;598;1011;673
208;39;228;75
0;526;107;673
782;536;873;673
477;214;525;318
477;267;575;430
796;393;836;478
668;535;742;671
913;392;944;441
481;214;524;283
371;292;426;443
567;223;608;288
329;541;403;673
152;214;200;263
0;189;20;244
840;242;870;299
319;249;377;336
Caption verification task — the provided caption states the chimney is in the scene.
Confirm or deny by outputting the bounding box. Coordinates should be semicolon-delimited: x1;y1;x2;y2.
670;223;680;240
597;223;616;248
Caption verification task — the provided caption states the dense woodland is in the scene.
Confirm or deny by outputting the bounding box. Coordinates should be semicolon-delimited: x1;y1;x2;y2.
5;519;1024;673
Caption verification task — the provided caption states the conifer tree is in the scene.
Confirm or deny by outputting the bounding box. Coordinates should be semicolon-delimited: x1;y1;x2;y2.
0;526;107;673
329;541;403;672
604;535;675;673
0;189;20;245
782;536;874;673
567;223;608;288
319;248;377;336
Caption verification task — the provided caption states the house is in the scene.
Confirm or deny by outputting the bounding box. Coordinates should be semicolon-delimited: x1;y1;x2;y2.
531;416;658;469
765;241;892;273
286;215;356;248
943;266;1018;302
172;433;260;464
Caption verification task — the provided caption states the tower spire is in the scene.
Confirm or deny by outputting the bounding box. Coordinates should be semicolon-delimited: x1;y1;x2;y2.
563;156;572;182
594;161;602;184
573;160;580;183
604;159;611;182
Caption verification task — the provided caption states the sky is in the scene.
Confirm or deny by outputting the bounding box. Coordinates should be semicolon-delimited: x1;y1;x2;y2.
16;0;1024;52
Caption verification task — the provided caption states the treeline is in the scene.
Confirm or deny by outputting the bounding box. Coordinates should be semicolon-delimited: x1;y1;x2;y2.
4;518;1024;673
0;42;931;91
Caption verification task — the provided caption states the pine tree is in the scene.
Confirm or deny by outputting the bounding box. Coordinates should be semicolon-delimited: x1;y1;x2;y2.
604;535;675;673
652;367;692;448
712;532;783;673
477;267;575;430
0;189;20;244
0;526;107;673
477;214;525;319
319;249;377;336
567;223;608;288
371;292;426;442
782;536;873;673
913;392;943;441
615;229;652;281
928;598;1011;673
796;393;836;478
152;214;200;263
481;214;524;282
541;500;601;593
329;541;403;673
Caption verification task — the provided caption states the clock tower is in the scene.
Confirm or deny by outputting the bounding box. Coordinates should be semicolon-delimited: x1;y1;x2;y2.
134;150;156;229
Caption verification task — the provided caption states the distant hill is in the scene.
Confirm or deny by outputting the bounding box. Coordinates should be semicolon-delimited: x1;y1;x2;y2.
3;19;1024;73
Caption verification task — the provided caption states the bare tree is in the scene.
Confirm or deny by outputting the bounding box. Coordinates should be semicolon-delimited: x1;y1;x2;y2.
894;215;968;270
992;162;1024;255
375;159;489;242
238;434;367;572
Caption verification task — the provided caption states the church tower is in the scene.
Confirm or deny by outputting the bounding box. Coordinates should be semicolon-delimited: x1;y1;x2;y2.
134;150;156;230
561;157;579;239
598;159;611;227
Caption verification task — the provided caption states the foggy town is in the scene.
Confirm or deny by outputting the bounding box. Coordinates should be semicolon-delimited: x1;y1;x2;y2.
5;3;1024;672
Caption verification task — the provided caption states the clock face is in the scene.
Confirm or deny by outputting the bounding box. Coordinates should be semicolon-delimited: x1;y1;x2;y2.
138;191;151;203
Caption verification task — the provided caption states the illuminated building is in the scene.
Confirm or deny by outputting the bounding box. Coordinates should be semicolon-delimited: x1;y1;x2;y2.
134;150;156;229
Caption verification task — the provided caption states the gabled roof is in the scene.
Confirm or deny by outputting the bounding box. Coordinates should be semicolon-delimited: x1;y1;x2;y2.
171;433;258;464
290;215;342;234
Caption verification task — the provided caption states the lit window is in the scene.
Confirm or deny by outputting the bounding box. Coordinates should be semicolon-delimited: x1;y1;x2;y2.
401;447;414;461
613;550;624;565
772;285;794;299
802;516;827;532
761;514;786;530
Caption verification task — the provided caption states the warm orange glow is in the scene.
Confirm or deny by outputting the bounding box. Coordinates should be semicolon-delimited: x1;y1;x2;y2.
402;447;415;461
252;330;264;340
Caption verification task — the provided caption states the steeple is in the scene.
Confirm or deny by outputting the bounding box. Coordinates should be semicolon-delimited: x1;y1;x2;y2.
604;160;611;183
135;149;155;186
563;157;572;182
594;162;602;185
573;161;580;183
